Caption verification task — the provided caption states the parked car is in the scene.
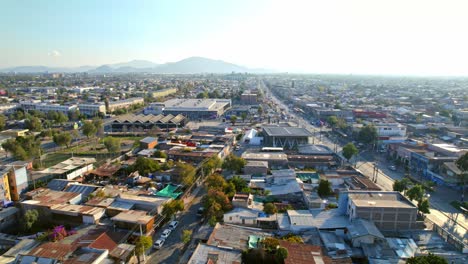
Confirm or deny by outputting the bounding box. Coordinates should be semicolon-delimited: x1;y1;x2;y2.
197;207;205;216
168;221;179;230
153;238;165;249
161;229;172;239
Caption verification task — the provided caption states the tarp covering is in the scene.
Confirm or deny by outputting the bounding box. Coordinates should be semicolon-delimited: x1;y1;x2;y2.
248;235;263;249
155;184;182;199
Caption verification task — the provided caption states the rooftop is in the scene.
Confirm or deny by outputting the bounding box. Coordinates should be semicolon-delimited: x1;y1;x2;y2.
164;98;230;111
263;126;313;137
188;243;242;264
348;191;416;209
37;157;96;175
279;240;333;264
207;223;271;251
111;210;154;224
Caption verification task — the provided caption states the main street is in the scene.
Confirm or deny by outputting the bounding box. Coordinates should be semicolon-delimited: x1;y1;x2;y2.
146;187;206;264
262;79;468;245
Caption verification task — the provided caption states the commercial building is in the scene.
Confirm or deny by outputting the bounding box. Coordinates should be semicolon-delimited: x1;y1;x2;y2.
160;98;231;119
373;122;407;137
78;103;106;117
240;91;257;105
140;137;158;149
340;191;418;231
107;97;144;113
19;101;78;115
262;126;313;149
110;113;186;132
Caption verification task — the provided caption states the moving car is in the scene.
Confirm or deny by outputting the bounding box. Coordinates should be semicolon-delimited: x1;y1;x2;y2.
153;238;165;249
161;229;172;239
169;221;179;230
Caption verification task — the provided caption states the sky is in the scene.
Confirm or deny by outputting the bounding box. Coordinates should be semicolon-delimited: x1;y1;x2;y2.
1;0;468;75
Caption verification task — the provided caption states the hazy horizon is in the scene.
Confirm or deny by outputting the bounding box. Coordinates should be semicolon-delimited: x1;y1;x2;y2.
2;0;468;76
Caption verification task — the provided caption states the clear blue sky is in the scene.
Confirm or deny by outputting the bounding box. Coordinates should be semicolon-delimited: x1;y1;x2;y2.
2;0;468;75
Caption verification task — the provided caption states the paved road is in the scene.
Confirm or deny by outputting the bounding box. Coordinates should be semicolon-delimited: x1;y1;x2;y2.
262;79;468;245
147;187;206;264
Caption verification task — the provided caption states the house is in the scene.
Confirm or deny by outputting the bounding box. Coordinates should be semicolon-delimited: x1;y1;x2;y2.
140;137;158;149
188;243;242;264
111;210;155;236
278;240;337;264
223;207;262;226
242;151;288;168
244;161;268;175
207;223;271;251
231;193;253;208
49;204;105;225
346;219;385;247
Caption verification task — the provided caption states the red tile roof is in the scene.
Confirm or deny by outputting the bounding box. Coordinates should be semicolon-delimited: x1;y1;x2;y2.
27;242;75;260
279;241;333;264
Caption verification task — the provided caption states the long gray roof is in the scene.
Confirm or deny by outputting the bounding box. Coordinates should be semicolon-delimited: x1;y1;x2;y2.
263;126;313;137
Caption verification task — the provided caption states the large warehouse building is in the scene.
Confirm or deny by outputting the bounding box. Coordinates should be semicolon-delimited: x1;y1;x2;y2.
262;126;313;149
155;98;231;119
109;114;186;132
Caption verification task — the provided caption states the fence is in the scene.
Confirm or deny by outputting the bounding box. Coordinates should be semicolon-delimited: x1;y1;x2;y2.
424;217;468;253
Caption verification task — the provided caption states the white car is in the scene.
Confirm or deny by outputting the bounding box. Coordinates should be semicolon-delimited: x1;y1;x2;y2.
153;238;165;249
161;229;172;239
169;221;179;230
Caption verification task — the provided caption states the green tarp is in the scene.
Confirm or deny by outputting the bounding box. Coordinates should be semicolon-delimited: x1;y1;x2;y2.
156;184;182;199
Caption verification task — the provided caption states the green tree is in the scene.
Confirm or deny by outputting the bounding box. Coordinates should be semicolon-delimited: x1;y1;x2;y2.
82;121;97;139
230;115;238;125
327;116;338;127
275;247;288;261
358;125;378;144
262;237;280;252
222;154;246;173
456;152;468;202
175;162;196;186
55;112;69;124
418;198;430;214
202;156;222;174
439;109;451;118
0;114;6;130
181;229;193;244
203;189;232;221
393;178;411;194
25;117;43;131
342;142;358;162
134;236;152;263
53;131;72;148
282;233;303;243
407;253;448;264
407;184;425;202
23;209;39;232
132;157;160;175
241;112;247;123
205;173;227;191
103;136;121;153
153;150;168;159
317;179;333;197
263;203;277;214
162;199;184;219
197;92;208;98
92;118;104;137
228;176;248;192
257;106;263;116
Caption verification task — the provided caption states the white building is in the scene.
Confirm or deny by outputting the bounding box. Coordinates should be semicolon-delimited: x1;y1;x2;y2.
78;103;106;117
108;97;144;112
374;122;407;137
19;101;77;115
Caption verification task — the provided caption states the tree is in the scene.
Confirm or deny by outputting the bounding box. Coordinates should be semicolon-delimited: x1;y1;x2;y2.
134;236;152;263
342;142;358;162
275;247;288;261
418;198;430;214
407;185;425;202
55;112;68;124
407;253;448;264
93;118;104;137
153;150;168;159
263;203;277;215
203;189;232;221
132;157;160;175
327;116;338;127
456;152;468;202
317;179;333;197
162;199;184;219
282;233;303;243
53;132;72;148
262;237;280;252
257;106;263;116
393;178;411;194
175;162;196;186
241;112;247;123
222;154;246;173
228;176;248;192
439;109;451;118
358;125;378;145
103;136;121;153
82;121;97;139
230;115;238;125
205;174;227;191
0;114;6;130
181;229;192;244
197;92;208;98
23;209;39;231
25;117;43;131
202;156;222;174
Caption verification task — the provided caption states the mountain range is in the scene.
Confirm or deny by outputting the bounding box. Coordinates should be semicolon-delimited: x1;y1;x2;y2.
1;57;270;74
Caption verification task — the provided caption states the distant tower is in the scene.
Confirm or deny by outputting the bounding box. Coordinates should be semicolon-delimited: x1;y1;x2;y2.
291;81;295;88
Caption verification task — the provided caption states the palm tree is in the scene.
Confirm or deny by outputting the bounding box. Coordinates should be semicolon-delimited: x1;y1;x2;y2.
456;152;468;202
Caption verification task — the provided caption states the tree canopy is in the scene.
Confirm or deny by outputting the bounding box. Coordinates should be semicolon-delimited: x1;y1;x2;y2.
407;253;448;264
342;142;358;162
222;154;246;173
103;136;121;153
53;131;72;148
317;179;333;197
358;125;378;144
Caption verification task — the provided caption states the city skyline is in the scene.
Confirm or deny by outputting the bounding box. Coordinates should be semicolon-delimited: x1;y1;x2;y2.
2;0;468;75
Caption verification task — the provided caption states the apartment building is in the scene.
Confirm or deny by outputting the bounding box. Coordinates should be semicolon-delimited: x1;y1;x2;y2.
107;97;144;112
78;103;106;117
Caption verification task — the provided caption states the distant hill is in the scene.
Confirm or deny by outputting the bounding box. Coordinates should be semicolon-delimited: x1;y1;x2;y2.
1;57;271;74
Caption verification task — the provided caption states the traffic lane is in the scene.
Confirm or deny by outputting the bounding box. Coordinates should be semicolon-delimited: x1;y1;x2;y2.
149;188;206;264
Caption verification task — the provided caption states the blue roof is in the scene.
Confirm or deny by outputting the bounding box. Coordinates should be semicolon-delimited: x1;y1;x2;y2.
140;137;158;144
65;184;99;198
47;179;72;191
